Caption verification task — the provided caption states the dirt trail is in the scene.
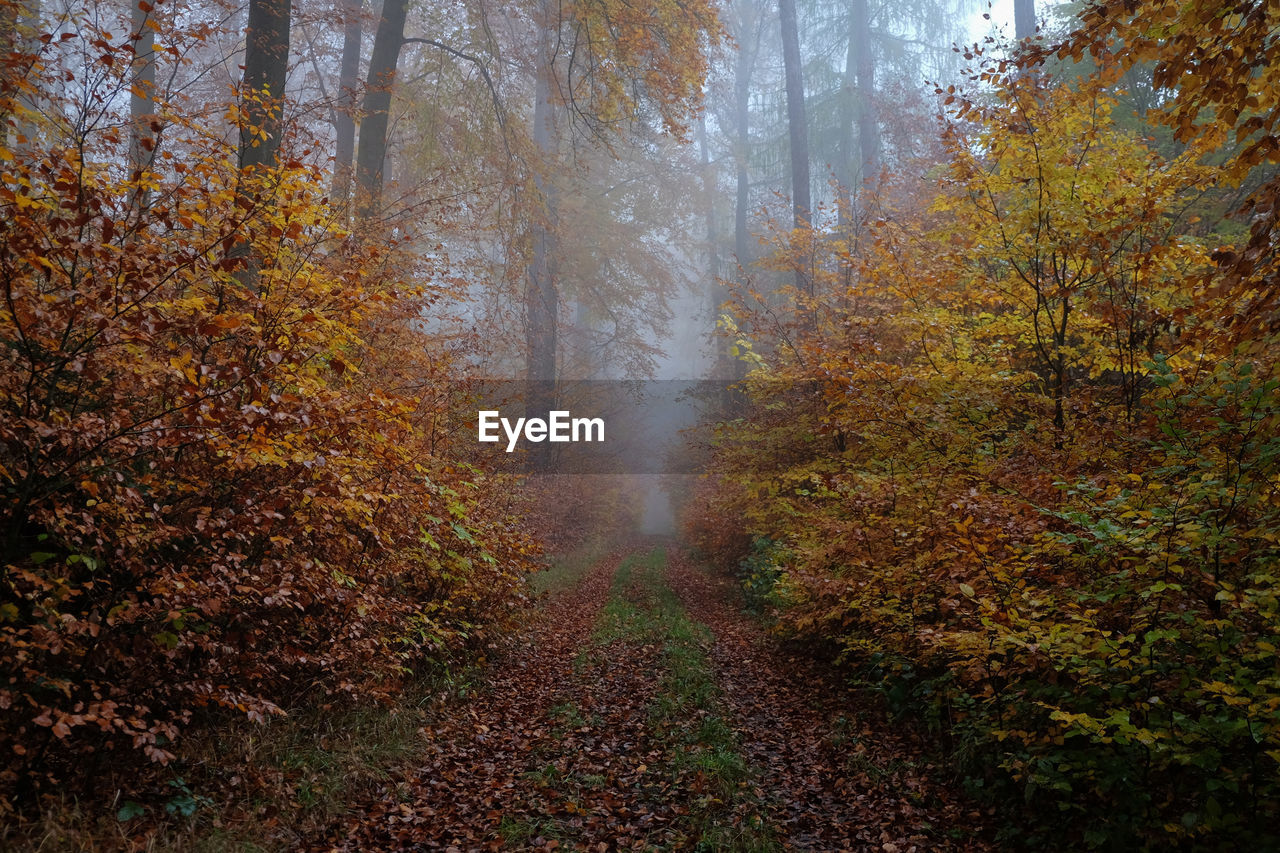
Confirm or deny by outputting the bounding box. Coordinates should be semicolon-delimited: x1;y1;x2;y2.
313;543;990;851
666;549;991;851
315;546;683;850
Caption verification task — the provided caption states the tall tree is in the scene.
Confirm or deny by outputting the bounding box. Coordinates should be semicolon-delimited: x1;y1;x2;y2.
732;1;762;280
238;0;291;174
779;0;811;296
232;0;291;291
528;0;556;378
852;0;878;189
1015;0;1035;40
698;112;719;295
836;0;877;225
525;0;558;447
128;0;158;207
519;0;720;397
331;0;362;211
354;0;407;220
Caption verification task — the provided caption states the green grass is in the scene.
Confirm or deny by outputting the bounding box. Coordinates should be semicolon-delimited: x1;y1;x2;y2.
547;700;587;733
497;813;566;845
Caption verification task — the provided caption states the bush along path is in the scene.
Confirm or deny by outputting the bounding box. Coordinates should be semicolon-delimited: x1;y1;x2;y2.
315;542;992;851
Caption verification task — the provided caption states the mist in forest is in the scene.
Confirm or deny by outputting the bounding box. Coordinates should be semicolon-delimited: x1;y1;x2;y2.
15;0;1280;846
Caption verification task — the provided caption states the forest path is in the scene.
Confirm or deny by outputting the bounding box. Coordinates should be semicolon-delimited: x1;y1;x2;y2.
314;542;990;851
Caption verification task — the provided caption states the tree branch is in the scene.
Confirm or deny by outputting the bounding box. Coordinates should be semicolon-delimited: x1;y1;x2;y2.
401;36;508;136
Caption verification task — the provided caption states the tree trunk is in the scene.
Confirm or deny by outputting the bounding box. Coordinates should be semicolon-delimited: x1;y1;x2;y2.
525;47;557;377
697;112;719;303
778;0;811;297
525;7;559;469
1014;0;1034;40
238;0;291;174
332;0;361;212
355;0;406;221
852;0;877;192
725;10;755;383
733;48;751;279
128;0;157;207
835;29;855;228
837;0;876;228
232;0;291;291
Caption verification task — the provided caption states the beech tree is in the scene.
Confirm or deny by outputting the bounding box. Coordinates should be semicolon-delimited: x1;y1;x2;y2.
354;0;406;220
331;0;363;211
778;0;810;231
517;0;721;459
238;0;291;174
0;0;535;811
127;0;158;193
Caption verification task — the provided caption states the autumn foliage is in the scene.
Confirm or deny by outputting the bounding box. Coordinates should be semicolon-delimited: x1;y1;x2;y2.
689;55;1280;848
0;5;534;811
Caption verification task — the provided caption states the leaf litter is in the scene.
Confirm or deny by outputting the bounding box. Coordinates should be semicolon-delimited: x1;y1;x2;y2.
310;542;992;851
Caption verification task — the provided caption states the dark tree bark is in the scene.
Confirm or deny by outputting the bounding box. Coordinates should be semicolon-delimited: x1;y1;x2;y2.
354;0;406;220
238;0;291;173
231;0;291;291
1015;0;1035;40
331;0;362;211
778;0;811;297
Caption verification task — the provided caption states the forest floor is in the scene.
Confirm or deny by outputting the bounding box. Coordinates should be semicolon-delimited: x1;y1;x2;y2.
310;540;993;852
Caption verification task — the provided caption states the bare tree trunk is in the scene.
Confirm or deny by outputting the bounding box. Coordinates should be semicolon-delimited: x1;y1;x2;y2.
851;0;877;192
698;110;734;383
525;5;559;469
355;0;406;221
724;4;759;384
526;49;556;372
525;56;556;388
733;38;751;278
1014;0;1035;40
837;0;877;229
697;112;719;300
128;0;157;207
836;30;855;229
332;0;362;212
232;0;291;291
778;0;811;298
732;2;759;281
238;0;291;174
